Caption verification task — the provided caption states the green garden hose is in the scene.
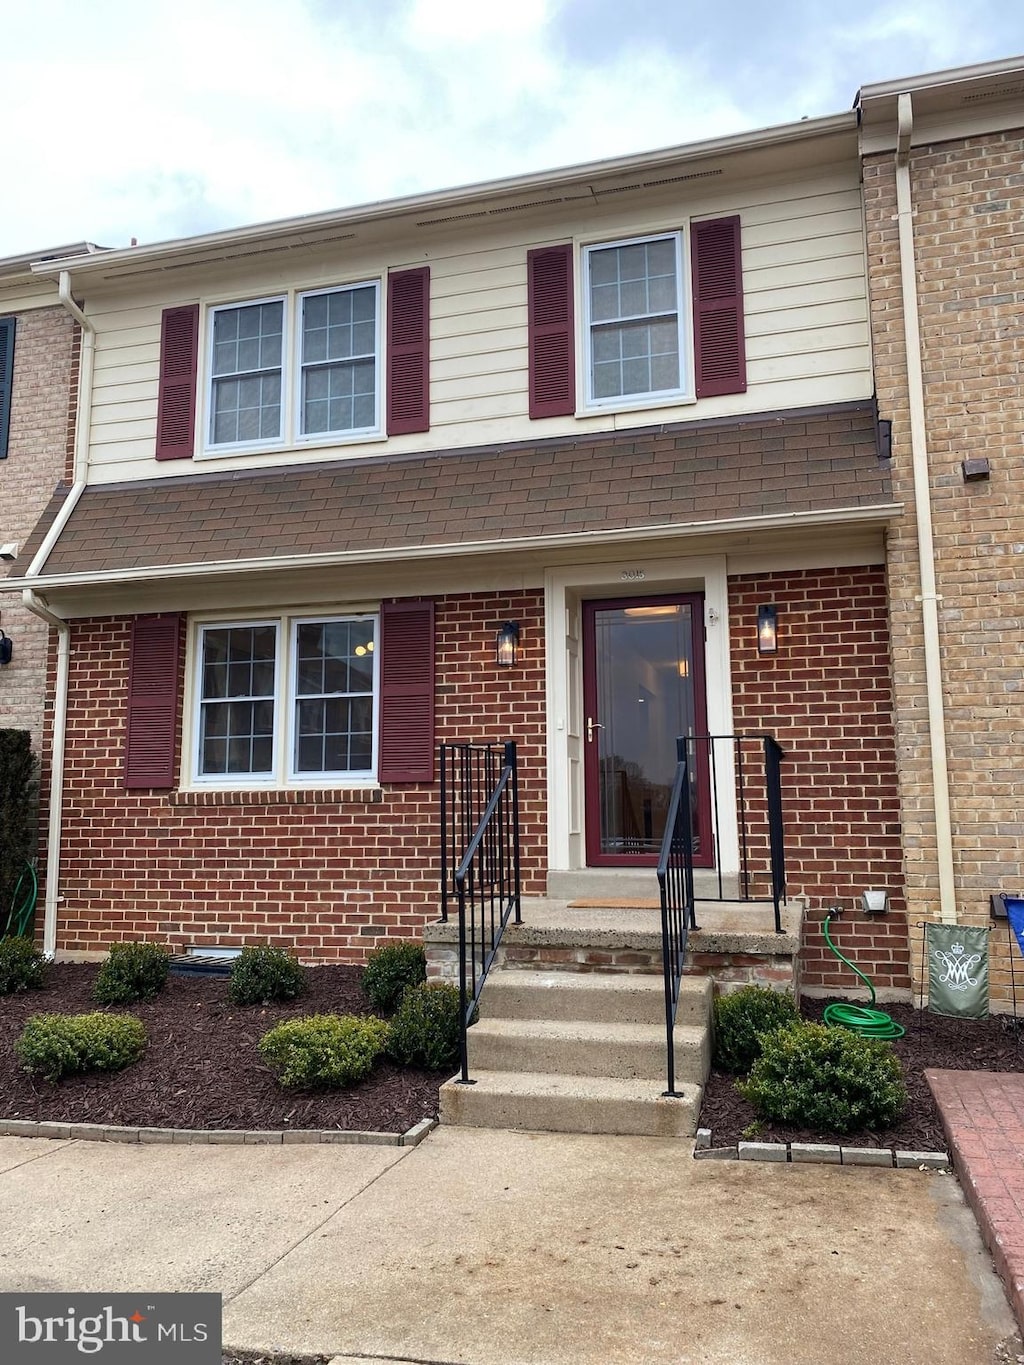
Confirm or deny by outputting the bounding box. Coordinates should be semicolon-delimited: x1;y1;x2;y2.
2;862;38;940
821;913;905;1040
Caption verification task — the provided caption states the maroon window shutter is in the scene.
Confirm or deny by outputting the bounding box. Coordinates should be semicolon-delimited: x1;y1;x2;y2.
691;216;747;398
124;614;183;789
387;268;430;436
155;305;199;460
378;600;435;782
528;245;575;418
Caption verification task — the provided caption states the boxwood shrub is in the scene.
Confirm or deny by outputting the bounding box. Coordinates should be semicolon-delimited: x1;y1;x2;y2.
93;942;170;1005
258;1014;389;1088
386;981;462;1072
713;984;800;1074
0;936;45;994
361;942;426;1014
16;1012;147;1082
228;945;306;1006
738;1020;907;1133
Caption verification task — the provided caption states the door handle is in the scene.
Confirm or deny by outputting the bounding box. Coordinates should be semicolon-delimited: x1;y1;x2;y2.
586;717;605;743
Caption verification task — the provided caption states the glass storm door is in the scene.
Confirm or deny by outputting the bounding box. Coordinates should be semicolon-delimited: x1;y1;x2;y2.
582;595;711;867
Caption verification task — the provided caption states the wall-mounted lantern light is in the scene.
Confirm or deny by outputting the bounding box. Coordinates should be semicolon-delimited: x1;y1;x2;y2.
756;604;778;656
0;632;13;667
496;621;520;668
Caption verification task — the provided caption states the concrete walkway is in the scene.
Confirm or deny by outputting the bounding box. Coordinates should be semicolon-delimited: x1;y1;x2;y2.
0;1127;1015;1365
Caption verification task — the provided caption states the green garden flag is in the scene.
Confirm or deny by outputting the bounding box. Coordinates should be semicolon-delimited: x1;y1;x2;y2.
926;923;989;1018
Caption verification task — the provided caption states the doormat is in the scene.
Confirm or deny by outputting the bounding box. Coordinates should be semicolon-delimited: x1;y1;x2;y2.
566;898;663;909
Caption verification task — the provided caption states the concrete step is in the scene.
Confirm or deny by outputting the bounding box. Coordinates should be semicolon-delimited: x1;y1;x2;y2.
439;1069;702;1138
547;867;740;902
482;969;711;1027
466;1016;710;1085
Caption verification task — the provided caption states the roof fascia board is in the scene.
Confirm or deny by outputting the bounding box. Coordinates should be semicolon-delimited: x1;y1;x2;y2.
31;113;857;283
856;54;1024;104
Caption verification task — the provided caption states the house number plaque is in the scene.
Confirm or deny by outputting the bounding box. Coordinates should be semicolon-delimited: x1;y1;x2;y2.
620;569;646;581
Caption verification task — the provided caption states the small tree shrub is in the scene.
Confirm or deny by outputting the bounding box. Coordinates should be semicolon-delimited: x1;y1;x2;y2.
712;985;800;1074
0;936;45;994
258;1014;389;1088
93;942;170;1005
739;1021;907;1134
386;981;462;1071
0;731;36;932
228;946;306;1006
16;1012;147;1082
361;942;427;1014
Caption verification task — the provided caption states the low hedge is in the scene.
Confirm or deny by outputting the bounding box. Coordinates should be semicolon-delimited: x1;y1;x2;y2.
361;942;426;1014
15;1013;147;1082
386;982;462;1072
228;946;306;1006
0;936;45;994
93;942;170;1005
258;1014;389;1088
712;984;800;1074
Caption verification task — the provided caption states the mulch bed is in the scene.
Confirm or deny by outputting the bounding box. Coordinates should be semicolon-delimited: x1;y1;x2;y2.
699;997;1024;1152
0;963;442;1133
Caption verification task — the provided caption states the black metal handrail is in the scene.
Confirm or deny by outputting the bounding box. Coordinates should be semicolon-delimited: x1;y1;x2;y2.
657;737;698;1098
440;740;522;1084
685;733;787;933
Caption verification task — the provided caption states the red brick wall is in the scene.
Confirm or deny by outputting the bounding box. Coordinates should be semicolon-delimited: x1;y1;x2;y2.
51;588;546;962
729;566;911;996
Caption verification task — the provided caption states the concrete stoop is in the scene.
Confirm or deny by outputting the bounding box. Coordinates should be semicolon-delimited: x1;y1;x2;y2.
439;970;712;1138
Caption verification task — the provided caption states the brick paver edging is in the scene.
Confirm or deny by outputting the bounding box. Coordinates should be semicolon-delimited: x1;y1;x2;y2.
0;1116;438;1147
694;1127;950;1168
926;1068;1024;1335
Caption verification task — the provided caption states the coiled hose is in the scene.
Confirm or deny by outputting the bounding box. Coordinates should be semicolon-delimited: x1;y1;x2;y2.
821;913;905;1040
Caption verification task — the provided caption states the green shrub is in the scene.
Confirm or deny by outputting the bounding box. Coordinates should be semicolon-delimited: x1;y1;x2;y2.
15;1012;147;1082
361;942;427;1014
712;985;800;1074
258;1014;389;1088
386;981;462;1071
93;942;170;1005
0;731;37;930
739;1021;907;1134
0;935;45;994
228;945;306;1006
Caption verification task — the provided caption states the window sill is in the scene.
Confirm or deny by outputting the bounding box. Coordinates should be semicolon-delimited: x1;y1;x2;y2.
196;429;384;462
169;787;384;807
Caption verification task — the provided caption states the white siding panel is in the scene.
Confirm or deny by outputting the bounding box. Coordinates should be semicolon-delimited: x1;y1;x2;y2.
84;161;872;483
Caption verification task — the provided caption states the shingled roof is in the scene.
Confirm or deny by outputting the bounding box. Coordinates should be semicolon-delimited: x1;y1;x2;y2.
24;402;892;581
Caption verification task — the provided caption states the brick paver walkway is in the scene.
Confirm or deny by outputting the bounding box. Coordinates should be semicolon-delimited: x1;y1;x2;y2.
927;1068;1024;1329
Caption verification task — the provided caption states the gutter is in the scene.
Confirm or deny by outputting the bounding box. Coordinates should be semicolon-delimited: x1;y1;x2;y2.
20;270;94;957
893;93;957;924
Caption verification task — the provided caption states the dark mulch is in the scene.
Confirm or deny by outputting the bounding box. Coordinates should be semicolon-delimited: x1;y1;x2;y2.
0;963;442;1133
699;997;1024;1152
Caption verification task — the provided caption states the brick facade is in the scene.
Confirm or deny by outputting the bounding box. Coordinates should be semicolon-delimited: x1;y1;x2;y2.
0;306;77;747
51;589;546;962
864;128;1024;1009
729;565;911;995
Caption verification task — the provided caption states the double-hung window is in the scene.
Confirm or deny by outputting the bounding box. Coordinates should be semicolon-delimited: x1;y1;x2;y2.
582;232;688;408
194;614;378;785
206;282;381;452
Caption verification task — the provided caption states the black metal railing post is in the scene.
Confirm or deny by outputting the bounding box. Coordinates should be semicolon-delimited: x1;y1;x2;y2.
443;740;523;1086
657;736;698;1098
764;735;786;934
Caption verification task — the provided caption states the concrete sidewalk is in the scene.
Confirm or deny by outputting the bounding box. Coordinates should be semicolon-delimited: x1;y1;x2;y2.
0;1127;1015;1364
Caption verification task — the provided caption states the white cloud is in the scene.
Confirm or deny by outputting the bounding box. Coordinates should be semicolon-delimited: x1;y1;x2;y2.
1;0;1023;256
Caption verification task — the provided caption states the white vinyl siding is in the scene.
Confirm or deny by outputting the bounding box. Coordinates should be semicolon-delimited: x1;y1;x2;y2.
84;169;873;482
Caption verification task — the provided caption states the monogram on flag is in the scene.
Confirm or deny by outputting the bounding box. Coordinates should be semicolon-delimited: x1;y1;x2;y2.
926;922;989;1018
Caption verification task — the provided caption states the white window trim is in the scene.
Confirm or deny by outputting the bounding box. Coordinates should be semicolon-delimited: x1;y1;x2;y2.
200;280;383;458
204;296;288;455
187;611;380;790
294;283;383;445
579;229;694;413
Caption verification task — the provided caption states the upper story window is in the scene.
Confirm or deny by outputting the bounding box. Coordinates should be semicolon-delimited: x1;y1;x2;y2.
584;234;686;407
205;282;381;453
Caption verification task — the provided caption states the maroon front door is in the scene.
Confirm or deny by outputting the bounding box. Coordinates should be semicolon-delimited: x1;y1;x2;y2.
582;594;712;867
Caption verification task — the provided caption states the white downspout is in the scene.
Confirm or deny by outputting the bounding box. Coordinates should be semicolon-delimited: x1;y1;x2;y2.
893;92;957;924
22;270;94;957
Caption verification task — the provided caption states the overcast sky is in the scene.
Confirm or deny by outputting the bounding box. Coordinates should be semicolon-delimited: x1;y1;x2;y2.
3;0;1024;258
